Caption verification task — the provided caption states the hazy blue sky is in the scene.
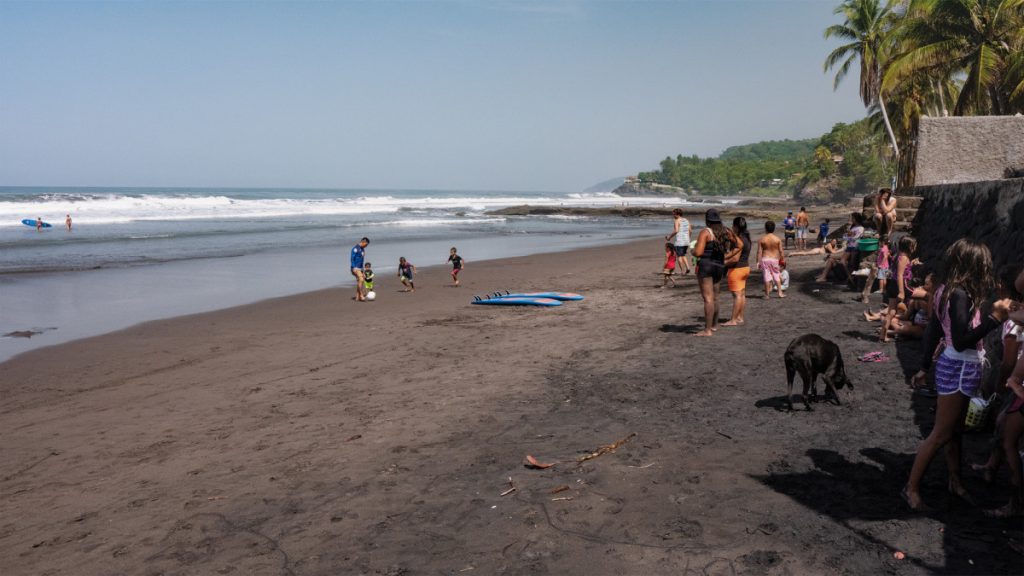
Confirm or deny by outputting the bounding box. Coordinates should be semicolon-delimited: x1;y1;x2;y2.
0;0;865;192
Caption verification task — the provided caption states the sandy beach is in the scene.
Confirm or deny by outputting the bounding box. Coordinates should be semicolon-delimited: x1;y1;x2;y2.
1;237;1019;575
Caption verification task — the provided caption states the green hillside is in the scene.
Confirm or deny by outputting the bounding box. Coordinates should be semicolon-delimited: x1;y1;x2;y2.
719;139;817;162
636;121;891;200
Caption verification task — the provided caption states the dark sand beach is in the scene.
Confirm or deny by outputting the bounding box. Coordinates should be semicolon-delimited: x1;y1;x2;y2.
1;238;1019;575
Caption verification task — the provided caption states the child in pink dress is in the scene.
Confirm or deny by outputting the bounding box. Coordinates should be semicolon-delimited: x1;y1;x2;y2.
661;242;677;288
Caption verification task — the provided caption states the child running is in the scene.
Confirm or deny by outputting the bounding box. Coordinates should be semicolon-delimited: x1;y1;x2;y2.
757;220;786;299
903;239;1013;512
661;242;677;288
398;257;416;292
447;247;464;287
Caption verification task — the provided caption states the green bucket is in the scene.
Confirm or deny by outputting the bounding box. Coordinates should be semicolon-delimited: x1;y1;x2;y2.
858;238;879;252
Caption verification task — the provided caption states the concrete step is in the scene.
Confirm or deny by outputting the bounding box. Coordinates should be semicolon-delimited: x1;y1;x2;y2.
897;196;923;209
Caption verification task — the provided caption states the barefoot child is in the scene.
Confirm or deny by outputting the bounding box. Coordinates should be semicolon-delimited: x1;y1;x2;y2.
661;242;677;288
881;236;916;343
904;239;1013;511
775;260;790;292
756;220;785;299
362;262;375;294
398;257;416;292
447;247;464;286
876;236;891;296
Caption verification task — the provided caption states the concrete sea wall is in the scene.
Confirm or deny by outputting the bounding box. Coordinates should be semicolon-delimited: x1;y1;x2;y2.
910;178;1024;272
915;116;1024;186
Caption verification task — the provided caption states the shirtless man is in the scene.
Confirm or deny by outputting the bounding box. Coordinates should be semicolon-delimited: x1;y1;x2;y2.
756;220;786;299
795;207;810;250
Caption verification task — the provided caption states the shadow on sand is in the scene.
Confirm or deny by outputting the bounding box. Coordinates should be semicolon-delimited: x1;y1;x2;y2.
754;335;1019;574
659;323;702;334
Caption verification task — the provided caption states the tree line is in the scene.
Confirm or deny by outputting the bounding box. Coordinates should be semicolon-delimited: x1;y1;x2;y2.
824;0;1024;187
637;0;1023;199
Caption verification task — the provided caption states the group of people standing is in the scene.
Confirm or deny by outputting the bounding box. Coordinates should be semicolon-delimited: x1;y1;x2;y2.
667;198;1024;518
665;207;797;337
901;239;1024;519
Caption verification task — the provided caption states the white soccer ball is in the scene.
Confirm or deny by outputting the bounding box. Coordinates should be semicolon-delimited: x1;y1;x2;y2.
365;291;376;301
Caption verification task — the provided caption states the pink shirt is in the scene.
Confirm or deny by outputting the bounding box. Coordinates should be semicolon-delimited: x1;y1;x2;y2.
877;245;890;269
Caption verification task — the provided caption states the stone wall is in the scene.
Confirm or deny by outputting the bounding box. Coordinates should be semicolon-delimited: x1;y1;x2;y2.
911;178;1024;272
915;116;1024;185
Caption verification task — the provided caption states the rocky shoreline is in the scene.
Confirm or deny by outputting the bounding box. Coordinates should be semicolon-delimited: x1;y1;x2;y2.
487;202;851;222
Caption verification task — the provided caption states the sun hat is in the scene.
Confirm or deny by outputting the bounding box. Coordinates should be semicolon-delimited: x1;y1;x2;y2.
705;208;722;223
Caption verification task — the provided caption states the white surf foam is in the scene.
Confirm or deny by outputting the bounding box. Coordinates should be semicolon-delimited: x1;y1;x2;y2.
0;192;680;227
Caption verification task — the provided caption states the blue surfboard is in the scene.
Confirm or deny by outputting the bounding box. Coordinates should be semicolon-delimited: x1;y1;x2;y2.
497;292;584;301
472;297;562;307
22;219;52;228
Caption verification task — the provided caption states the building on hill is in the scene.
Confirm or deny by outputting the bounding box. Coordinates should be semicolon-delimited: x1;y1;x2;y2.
914;115;1024;185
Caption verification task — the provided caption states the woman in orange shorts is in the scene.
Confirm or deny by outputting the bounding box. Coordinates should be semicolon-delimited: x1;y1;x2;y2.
724;216;752;326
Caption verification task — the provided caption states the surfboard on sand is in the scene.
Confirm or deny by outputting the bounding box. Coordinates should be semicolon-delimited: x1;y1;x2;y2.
496;291;584;301
472;296;562;307
22;219;52;228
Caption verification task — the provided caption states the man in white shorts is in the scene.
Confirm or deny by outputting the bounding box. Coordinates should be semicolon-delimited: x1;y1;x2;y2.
795;207;810;250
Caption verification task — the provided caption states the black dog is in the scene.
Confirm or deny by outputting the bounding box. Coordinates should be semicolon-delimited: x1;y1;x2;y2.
783;334;852;411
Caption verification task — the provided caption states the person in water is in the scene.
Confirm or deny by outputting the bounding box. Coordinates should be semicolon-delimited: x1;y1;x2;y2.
398;257;416;292
35;217;43;231
350;237;370;302
65;214;72;231
448;247;464;287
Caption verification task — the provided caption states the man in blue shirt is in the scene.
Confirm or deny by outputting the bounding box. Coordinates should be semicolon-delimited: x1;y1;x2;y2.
350;237;370;301
782;211;797;249
817;218;831;246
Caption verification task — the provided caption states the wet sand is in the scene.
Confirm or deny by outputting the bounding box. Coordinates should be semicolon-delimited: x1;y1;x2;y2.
1;238;1019;575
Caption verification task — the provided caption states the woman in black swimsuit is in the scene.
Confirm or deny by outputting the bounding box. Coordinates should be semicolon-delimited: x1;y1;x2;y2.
693;208;737;337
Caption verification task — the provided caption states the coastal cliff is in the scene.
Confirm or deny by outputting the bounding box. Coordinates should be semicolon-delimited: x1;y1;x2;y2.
911;178;1024;270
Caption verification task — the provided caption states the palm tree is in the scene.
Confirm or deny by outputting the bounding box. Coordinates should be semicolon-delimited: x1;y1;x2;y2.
883;0;1024;115
824;0;902;156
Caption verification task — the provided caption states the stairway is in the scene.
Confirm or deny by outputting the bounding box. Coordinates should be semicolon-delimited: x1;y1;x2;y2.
859;192;924;233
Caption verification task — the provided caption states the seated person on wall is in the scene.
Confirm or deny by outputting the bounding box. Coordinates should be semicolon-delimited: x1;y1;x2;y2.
873;188;897;236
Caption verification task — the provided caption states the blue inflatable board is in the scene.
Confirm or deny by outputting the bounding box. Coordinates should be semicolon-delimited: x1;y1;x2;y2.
499;292;584;301
22;219;52;228
472;297;562;307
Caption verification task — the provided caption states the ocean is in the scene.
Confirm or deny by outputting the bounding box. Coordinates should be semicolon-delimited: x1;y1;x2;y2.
0;186;721;360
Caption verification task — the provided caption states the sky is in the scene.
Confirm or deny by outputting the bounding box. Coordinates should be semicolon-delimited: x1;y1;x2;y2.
0;0;866;192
